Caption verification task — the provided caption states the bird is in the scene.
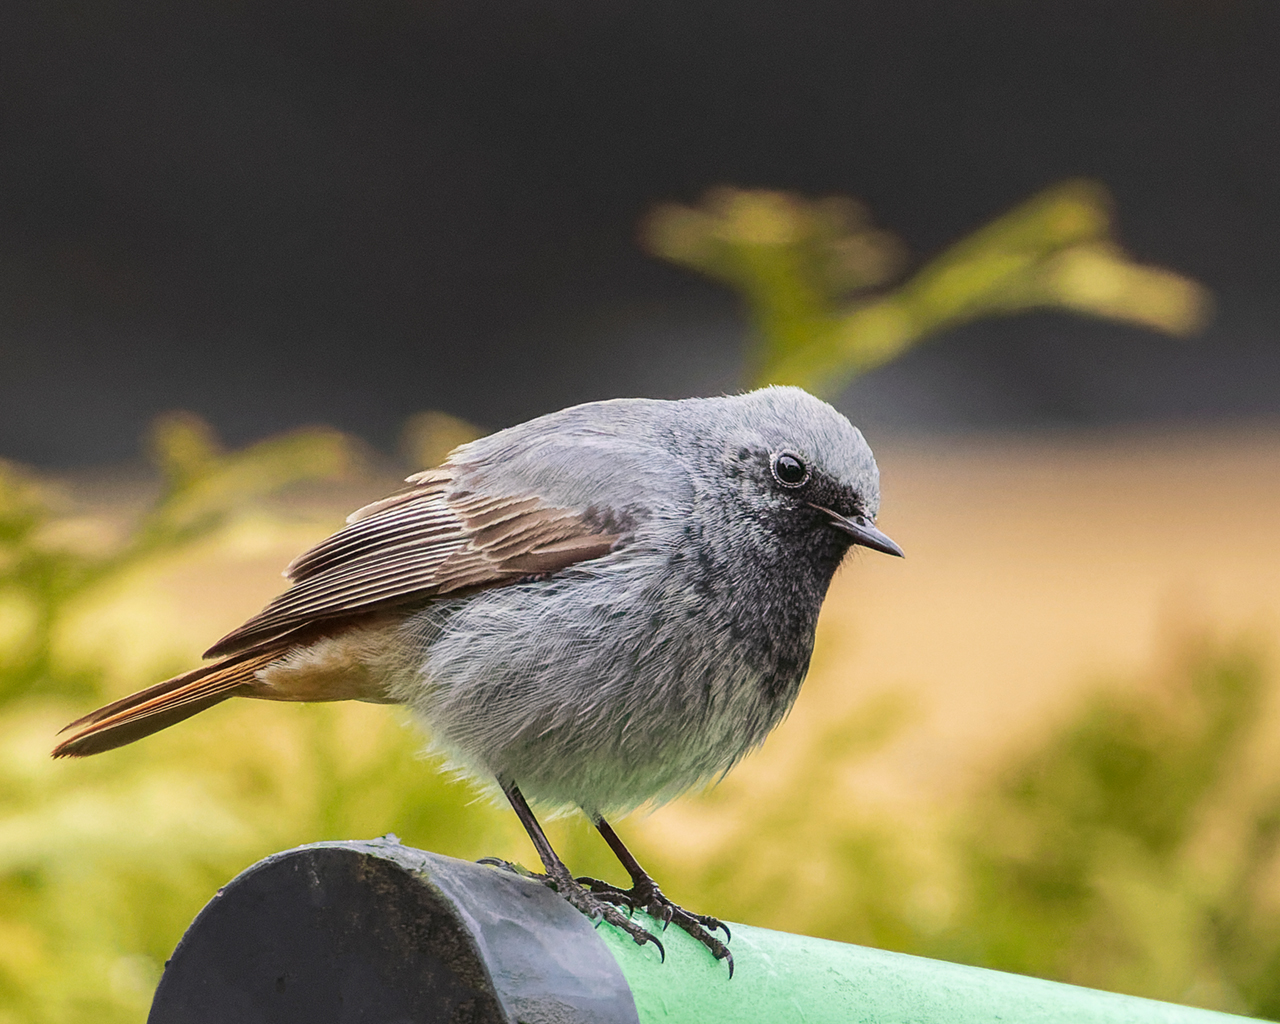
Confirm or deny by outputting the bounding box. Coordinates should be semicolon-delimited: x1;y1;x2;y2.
53;385;902;973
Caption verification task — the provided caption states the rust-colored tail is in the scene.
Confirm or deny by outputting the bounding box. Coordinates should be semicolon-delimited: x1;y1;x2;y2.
52;652;277;758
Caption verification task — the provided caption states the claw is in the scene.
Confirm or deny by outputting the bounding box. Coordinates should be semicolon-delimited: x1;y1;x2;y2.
566;872;731;973
597;905;664;960
514;848;727;973
650;932;666;962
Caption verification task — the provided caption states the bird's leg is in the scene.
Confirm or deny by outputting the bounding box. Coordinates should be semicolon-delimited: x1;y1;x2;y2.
577;814;734;976
487;781;665;958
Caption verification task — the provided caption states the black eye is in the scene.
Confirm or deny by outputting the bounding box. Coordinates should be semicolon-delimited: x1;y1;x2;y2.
771;452;809;487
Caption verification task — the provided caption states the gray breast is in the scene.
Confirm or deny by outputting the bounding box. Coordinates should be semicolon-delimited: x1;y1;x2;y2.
388;530;816;816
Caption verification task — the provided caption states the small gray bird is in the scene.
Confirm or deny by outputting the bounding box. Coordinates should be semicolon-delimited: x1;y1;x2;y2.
53;386;902;972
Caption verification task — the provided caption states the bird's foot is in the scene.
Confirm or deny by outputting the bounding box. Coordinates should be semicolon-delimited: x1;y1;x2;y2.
577;873;734;976
479;857;666;958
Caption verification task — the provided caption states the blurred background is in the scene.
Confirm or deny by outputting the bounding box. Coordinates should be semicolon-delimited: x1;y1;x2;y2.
1;0;1279;1020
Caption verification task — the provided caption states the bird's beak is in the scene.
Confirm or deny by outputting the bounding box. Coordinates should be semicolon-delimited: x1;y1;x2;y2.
812;504;905;558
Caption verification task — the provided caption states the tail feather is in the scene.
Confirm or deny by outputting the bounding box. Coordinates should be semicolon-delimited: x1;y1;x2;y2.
53;652;277;758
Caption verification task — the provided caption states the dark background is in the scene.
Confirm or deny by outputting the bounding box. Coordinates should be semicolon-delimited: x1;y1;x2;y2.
1;0;1277;466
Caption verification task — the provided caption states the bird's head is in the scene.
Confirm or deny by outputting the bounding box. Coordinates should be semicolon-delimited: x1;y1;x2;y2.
707;386;904;563
446;385;902;566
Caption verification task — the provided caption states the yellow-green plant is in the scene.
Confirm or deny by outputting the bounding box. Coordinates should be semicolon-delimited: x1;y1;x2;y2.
0;413;352;704
0;414;357;1022
943;639;1280;1018
642;179;1212;395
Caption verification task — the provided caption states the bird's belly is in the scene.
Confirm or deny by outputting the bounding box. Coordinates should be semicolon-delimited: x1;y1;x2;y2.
390;565;809;815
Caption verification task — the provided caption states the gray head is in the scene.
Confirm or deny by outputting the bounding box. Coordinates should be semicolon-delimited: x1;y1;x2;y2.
449;384;901;562
679;385;902;559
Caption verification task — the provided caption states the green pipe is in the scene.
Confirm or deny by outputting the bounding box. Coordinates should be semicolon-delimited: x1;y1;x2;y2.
150;840;1263;1023
601;917;1257;1024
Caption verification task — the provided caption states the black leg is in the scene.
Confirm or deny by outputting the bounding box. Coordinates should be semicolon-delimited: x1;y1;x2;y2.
579;814;734;977
500;782;573;886
484;781;666;960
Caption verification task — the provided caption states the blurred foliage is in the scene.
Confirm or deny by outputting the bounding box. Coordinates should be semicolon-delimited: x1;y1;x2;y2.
0;415;352;706
943;639;1280;1017
398;410;483;471
642;179;1213;395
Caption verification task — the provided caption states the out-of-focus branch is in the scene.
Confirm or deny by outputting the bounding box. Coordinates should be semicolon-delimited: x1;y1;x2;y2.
125;412;353;564
0;413;356;701
641;180;1212;396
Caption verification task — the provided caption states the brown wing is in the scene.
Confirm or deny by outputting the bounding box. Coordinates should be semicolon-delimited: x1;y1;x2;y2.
203;467;620;658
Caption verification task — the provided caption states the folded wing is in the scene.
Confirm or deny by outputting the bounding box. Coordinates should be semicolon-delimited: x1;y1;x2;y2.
206;467;620;656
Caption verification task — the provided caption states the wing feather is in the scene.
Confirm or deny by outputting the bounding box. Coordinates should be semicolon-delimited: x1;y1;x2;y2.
204;468;620;658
